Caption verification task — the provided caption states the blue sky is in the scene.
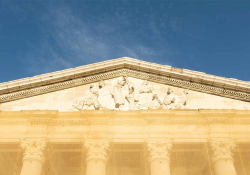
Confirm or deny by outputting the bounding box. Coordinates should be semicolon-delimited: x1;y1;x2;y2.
0;0;250;83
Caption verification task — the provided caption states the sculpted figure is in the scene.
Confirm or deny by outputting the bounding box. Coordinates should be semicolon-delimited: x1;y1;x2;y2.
113;76;127;108
82;84;100;110
149;94;162;109
125;81;136;110
162;87;177;110
136;80;154;109
72;100;84;111
98;80;115;110
175;89;189;109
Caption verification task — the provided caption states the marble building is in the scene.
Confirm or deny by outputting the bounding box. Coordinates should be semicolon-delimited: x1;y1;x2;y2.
0;57;250;175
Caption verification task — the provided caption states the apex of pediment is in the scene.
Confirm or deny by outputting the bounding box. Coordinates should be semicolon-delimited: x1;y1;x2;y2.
0;57;249;104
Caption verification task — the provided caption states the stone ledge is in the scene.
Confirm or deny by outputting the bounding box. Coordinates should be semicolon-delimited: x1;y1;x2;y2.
1;68;250;104
0;109;250;124
0;57;249;98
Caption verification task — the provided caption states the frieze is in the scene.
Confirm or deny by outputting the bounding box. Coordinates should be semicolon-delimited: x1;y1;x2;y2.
0;69;250;104
1;116;250;125
71;76;189;111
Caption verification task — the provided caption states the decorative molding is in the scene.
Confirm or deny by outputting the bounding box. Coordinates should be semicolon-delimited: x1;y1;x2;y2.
83;139;110;162
0;69;250;104
1;115;250;125
0;69;124;103
72;77;189;111
28;118;53;124
1;57;249;95
20;138;48;163
146;140;172;163
209;139;236;164
125;69;250;102
52;118;86;125
0;119;28;124
113;118;148;125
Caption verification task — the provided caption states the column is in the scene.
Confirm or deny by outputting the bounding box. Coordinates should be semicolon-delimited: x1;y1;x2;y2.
209;139;237;175
147;140;172;175
20;139;48;175
84;139;110;175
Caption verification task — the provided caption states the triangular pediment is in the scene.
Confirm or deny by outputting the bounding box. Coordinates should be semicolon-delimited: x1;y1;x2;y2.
0;57;250;111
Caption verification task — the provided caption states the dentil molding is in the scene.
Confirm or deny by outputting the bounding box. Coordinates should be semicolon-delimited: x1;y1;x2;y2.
1;110;250;125
0;69;250;103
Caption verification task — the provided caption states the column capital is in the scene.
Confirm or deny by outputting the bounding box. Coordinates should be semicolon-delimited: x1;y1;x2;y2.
84;139;110;163
146;139;172;163
20;138;48;164
209;139;236;164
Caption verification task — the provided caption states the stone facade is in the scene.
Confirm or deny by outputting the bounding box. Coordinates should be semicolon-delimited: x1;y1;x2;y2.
0;57;250;175
1;76;250;112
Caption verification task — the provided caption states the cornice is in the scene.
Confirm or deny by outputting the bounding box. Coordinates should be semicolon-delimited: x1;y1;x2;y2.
0;68;250;104
0;57;250;103
0;118;250;125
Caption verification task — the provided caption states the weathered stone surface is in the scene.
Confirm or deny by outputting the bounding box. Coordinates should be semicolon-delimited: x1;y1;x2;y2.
1;58;250;175
1;76;250;111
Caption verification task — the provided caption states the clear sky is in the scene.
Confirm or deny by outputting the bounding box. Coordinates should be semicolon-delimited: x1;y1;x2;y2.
0;0;250;83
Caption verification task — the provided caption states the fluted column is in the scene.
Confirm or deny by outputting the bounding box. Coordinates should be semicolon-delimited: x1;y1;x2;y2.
147;140;172;175
209;139;237;175
84;139;110;175
20;139;48;175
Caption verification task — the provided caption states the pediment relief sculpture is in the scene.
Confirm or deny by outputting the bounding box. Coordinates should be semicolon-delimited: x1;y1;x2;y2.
2;58;250;112
72;76;189;111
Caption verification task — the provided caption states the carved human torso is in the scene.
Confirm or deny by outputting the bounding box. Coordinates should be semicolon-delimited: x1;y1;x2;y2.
98;85;115;110
136;81;154;110
70;77;190;111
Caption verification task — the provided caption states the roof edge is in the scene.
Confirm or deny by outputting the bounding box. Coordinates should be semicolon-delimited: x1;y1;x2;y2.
0;57;249;95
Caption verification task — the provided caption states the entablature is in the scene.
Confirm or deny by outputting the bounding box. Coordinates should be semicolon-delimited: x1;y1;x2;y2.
1;109;250;125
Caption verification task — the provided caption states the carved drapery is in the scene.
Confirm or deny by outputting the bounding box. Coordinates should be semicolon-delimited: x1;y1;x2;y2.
73;78;189;111
209;139;236;164
84;139;110;162
20;139;48;163
147;140;172;163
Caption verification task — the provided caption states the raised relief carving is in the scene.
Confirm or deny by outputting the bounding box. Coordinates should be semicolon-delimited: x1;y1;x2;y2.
147;140;172;163
85;84;100;110
20;139;48;163
209;139;236;164
71;77;189;111
136;80;154;110
149;94;162;109
72;100;84;111
72;84;100;110
2;69;250;104
162;87;177;110
162;88;189;110
175;89;189;109
84;139;110;162
113;76;128;108
125;80;136;110
98;80;115;110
